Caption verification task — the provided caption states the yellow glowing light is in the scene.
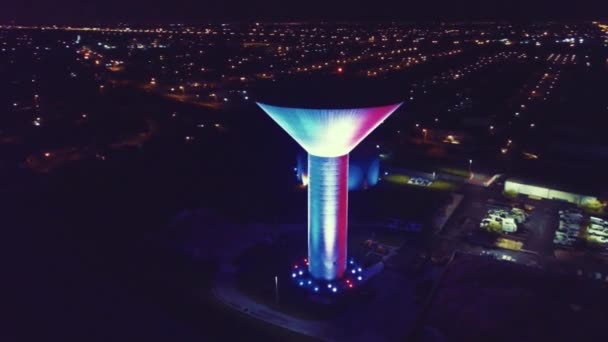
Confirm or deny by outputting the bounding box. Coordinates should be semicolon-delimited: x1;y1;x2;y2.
301;174;309;186
443;135;461;144
523;152;539;160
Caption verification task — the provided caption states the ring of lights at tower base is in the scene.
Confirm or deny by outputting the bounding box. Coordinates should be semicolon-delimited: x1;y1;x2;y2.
290;257;365;295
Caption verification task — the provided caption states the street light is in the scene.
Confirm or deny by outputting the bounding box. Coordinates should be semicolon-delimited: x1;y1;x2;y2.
274;275;279;304
469;159;473;175
422;128;428;141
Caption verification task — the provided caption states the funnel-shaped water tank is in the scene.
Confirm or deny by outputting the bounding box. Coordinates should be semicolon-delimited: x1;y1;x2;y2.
258;102;402;281
257;103;401;158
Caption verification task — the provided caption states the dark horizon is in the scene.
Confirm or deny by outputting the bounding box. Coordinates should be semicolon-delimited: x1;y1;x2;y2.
2;0;608;25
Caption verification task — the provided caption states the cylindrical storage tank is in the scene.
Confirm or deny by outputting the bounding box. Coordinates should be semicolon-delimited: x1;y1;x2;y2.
297;149;381;191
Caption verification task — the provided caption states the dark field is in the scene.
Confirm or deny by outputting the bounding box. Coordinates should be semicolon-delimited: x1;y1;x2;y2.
424;254;608;341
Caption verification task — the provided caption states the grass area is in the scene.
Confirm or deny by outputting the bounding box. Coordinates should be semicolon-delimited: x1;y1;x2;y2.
430;179;460;191
427;254;608;341
349;226;409;248
579;200;606;216
374;231;410;247
164;93;222;109
383;174;411;185
438;167;470;178
383;174;459;191
503;190;518;200
495;237;523;251
139;83;222;109
233;227;399;322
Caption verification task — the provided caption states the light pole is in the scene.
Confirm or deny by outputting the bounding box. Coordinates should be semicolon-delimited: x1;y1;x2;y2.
422;128;428;141
274;275;279;304
469;159;473;176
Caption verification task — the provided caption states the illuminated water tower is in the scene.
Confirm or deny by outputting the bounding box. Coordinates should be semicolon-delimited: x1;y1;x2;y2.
256;77;403;281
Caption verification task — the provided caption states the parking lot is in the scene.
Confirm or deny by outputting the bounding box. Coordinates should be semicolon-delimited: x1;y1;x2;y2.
479;206;527;234
408;177;433;187
468;200;552;254
554;209;584;247
554;208;608;252
438;184;561;260
437;182;608;285
587;216;608;249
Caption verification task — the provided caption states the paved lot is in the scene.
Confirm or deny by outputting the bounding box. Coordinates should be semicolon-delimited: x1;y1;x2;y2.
210;222;440;341
436;183;557;268
436;182;608;286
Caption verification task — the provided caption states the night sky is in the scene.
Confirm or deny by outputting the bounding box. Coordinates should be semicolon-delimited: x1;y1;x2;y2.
2;0;608;24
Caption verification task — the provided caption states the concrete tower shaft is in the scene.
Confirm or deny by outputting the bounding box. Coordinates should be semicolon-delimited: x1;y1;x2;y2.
308;154;348;280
